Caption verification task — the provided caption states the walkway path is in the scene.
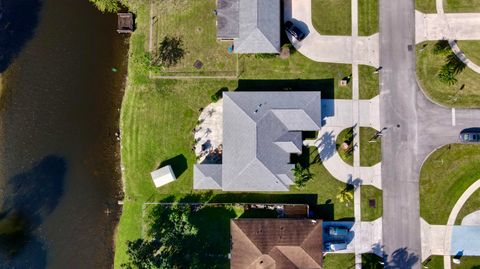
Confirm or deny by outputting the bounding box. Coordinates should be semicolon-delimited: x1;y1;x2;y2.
283;0;379;67
443;179;480;269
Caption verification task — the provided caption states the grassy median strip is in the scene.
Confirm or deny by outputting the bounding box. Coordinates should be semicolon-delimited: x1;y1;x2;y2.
360;127;381;166
415;0;437;13
416;41;480;108
420;144;480;224
312;0;351;36
358;0;378;36
336;127;354;166
359;65;379;99
361;185;382;221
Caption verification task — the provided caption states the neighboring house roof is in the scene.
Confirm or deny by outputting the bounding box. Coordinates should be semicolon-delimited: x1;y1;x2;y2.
193;91;321;192
234;0;280;53
230;219;323;269
216;0;239;39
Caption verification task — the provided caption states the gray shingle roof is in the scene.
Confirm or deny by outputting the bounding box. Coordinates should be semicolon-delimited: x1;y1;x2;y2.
216;0;239;39
193;92;321;191
233;0;280;53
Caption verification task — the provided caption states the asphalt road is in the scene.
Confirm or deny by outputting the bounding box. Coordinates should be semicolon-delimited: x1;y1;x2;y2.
380;0;480;268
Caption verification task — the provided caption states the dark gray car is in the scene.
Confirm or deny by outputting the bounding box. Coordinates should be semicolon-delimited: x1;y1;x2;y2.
459;131;480;143
285;21;306;41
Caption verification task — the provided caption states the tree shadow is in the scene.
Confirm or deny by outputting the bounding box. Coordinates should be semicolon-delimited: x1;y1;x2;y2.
236;79;335;99
0;0;43;72
385;247;419;269
159;154;187;178
317;131;336;161
0;155;67;267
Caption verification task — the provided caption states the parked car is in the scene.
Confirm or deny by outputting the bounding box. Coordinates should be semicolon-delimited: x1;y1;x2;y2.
284;21;306;41
459;131;480;143
325;241;348;251
326;226;349;236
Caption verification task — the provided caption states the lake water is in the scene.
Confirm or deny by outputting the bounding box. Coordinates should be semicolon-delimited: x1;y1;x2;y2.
0;0;127;267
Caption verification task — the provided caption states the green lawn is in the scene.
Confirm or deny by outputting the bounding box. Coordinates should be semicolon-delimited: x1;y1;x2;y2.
150;0;237;76
358;0;378;36
359;65;379;99
417;41;480;108
415;0;437;13
455;188;480;225
457;41;480;65
323;254;356;269
445;0;480;12
115;1;355;266
312;0;351;35
361;185;383;221
420;144;480;224
422;256;444;269
360;127;381;166
336;127;354;166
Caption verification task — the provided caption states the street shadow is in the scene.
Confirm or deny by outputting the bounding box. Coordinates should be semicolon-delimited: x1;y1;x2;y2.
385;247;419;269
159;154;187;178
0;155;67;267
236;79;335;99
317;131;336;161
0;0;43;72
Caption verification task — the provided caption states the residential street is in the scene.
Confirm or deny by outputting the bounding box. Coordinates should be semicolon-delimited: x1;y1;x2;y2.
380;0;480;267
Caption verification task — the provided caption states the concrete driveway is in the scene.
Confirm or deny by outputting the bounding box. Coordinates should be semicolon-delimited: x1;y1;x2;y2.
283;0;379;67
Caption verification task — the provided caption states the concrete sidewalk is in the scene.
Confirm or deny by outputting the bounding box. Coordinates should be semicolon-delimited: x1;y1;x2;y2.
283;0;379;67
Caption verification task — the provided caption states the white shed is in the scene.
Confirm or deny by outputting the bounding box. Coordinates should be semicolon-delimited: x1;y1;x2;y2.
151;165;176;188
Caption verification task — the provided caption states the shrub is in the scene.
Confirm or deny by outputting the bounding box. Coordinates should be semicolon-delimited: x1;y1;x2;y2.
89;0;120;13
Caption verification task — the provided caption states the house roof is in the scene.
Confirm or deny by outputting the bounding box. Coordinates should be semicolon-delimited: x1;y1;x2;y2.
230;219;323;269
193;164;222;189
216;0;239;39
233;0;280;53
221;92;321;191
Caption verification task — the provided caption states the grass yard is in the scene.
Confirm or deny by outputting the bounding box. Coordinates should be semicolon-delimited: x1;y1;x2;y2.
359;65;379;99
415;0;436;13
455;188;480;225
361;185;382;221
420;144;480;224
457;41;480;65
115;1;356;266
360;127;381;166
445;0;480;12
312;0;351;36
150;0;237;76
417;41;480;108
323;254;356;269
358;0;378;36
422;256;444;268
336;127;354;166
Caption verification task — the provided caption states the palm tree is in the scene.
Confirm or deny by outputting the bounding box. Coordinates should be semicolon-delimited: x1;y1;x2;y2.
336;187;354;207
438;65;458;85
445;53;466;75
291;164;313;188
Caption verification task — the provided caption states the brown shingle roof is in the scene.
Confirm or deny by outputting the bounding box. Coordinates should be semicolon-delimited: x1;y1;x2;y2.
230;219;323;269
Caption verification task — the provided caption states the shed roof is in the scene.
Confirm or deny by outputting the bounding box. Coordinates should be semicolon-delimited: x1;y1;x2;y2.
230;219;323;269
216;0;239;39
151;165;176;188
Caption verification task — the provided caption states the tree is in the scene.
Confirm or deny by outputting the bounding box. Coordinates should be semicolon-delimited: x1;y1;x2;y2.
88;0;120;13
336;186;353;207
432;40;450;55
153;36;186;68
445;53;466;75
438;65;458;85
122;204;199;269
292;163;313;188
